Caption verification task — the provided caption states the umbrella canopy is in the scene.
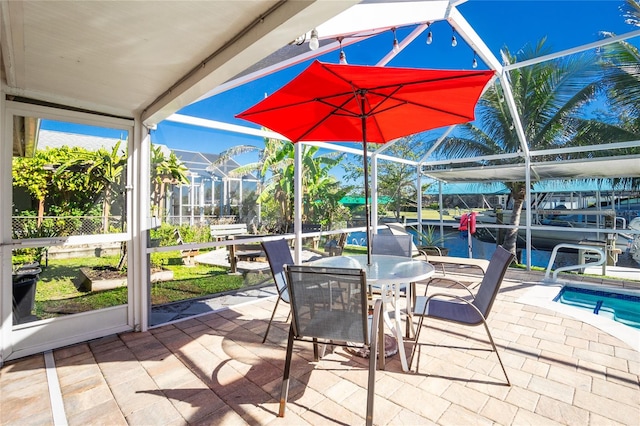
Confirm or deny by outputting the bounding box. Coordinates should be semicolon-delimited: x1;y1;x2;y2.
236;60;494;263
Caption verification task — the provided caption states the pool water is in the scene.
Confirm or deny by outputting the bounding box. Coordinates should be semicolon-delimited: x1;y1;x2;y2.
553;286;640;330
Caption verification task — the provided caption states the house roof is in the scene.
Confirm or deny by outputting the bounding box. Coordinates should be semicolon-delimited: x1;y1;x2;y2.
38;130;124;153
172;149;257;181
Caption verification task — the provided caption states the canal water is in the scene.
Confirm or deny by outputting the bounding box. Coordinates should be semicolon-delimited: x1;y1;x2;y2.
347;229;637;270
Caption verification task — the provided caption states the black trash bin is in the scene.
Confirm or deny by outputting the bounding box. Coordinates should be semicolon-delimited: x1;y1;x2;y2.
12;265;41;323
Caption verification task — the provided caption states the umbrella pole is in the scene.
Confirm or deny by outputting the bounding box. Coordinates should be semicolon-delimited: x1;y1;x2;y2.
363;140;372;265
361;99;372;266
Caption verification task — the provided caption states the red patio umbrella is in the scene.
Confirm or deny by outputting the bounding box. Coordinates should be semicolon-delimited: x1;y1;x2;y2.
237;60;494;264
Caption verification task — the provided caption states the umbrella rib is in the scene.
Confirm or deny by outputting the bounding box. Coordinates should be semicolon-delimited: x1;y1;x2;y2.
362;72;492;122
316;98;361;118
295;96;359;141
364;71;493;92
368;90;475;121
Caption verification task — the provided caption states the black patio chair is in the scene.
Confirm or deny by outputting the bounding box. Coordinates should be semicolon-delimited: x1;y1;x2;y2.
371;233;413;294
261;238;345;343
371;233;413;257
371;233;416;336
261;239;293;343
279;264;384;426
371;233;413;282
410;245;514;386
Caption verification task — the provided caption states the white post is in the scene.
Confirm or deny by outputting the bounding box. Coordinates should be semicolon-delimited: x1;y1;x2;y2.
179;184;184;225
417;169;423;235
199;177;205;223
190;172;197;225
371;154;378;234
438;180;444;238
525;156;532;269
294;143;302;263
134;121;150;332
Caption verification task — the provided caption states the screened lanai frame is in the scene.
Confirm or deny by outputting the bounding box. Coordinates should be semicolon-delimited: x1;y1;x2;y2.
166;148;261;225
177;4;640;268
2;1;640;362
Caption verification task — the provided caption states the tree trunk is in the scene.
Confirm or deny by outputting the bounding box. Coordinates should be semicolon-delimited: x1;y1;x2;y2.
158;181;166;221
102;190;111;233
37;198;45;227
502;189;526;255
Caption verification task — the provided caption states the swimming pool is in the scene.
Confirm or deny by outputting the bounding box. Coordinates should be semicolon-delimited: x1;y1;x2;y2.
554;286;640;330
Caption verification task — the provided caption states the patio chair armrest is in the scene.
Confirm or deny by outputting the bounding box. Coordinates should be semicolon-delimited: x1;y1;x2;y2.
420;277;475;298
416;292;484;321
426;292;476;305
418;248;443;274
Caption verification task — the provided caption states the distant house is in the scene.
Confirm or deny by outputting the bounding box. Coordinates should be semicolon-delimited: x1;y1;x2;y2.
37;130;260;225
169;149;260;225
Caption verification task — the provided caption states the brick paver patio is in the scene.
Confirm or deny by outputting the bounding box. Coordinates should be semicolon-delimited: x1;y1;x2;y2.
1;268;639;425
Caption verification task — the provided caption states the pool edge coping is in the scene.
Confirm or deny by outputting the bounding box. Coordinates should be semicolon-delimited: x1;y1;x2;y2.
516;281;640;352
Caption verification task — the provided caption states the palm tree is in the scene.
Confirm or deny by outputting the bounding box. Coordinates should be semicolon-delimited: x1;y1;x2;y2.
298;145;347;228
437;38;604;254
211;135;344;232
376;136;427;220
150;145;189;222
210;137;291;229
623;0;640;24
593;0;640;190
56;141;126;233
595;0;640;124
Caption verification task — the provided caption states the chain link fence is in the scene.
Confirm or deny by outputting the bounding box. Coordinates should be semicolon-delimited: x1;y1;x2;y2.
164;215;239;226
12;216;125;238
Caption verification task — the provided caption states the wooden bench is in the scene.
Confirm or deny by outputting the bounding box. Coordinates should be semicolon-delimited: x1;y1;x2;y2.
174;229;199;266
288;223;322;249
226;235;266;274
210;223;256;274
210;223;248;241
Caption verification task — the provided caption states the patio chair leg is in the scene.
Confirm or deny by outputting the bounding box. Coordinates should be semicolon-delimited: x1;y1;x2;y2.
481;320;511;386
279;326;295;417
312;338;319;361
409;314;427;371
263;296;285;343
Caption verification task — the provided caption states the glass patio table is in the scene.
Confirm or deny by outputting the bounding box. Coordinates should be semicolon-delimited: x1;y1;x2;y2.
307;254;435;372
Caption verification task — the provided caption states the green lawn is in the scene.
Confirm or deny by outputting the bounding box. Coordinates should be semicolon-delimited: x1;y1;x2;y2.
31;254;252;319
27;221;455;320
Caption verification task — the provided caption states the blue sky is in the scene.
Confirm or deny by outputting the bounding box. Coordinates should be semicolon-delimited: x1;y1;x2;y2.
43;1;637;160
150;0;637;163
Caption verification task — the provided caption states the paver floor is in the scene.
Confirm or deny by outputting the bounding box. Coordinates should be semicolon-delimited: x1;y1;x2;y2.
1;267;639;425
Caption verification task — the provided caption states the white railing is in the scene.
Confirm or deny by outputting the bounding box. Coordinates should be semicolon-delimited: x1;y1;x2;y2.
544;243;606;282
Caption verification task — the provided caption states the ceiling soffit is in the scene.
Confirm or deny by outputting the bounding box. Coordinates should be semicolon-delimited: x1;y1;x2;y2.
0;0;358;121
